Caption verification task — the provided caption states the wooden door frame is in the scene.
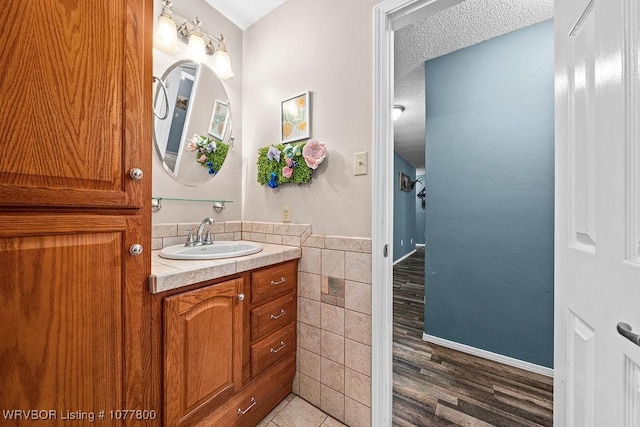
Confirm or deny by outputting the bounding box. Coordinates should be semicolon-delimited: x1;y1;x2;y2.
371;0;466;424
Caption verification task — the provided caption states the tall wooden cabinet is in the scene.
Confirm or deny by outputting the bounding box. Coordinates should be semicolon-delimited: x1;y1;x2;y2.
0;1;154;424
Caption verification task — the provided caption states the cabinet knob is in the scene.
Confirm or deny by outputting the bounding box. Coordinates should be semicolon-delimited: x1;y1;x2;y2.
129;168;144;180
237;293;245;301
129;244;143;256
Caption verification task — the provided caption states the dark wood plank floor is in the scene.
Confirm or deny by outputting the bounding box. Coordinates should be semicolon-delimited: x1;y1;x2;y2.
392;248;553;426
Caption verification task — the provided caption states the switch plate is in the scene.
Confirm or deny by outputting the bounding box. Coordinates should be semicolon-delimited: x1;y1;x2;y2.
354;152;368;175
281;203;291;223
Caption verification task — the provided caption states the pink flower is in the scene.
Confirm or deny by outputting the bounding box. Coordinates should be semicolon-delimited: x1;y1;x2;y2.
197;154;207;163
282;166;293;179
187;134;201;151
285;158;293;167
302;139;326;170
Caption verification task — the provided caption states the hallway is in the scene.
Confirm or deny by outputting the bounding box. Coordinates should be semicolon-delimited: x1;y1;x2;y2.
392;249;553;426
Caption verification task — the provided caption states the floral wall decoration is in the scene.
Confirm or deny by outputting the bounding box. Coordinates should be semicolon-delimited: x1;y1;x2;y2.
257;139;326;188
187;134;230;176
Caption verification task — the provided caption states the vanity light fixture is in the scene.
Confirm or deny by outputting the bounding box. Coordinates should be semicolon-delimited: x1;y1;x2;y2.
154;1;179;52
393;104;405;121
186;18;206;62
210;36;234;80
154;0;234;79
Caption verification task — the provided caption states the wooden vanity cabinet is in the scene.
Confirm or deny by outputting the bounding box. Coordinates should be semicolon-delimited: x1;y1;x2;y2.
160;260;298;427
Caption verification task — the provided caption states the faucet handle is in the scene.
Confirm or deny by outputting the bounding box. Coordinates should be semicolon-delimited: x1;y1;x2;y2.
185;227;195;246
204;228;213;244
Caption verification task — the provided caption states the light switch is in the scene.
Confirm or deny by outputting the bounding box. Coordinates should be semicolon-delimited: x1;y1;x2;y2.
354;151;368;175
281;203;291;223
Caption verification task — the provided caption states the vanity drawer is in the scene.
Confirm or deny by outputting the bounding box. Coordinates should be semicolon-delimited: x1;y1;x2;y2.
195;353;295;427
251;292;296;341
251;261;297;305
251;322;296;377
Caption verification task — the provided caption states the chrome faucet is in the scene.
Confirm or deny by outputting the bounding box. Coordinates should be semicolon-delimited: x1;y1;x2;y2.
196;217;215;245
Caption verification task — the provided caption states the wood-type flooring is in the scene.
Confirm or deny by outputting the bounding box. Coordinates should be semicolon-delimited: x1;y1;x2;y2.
392;248;553;426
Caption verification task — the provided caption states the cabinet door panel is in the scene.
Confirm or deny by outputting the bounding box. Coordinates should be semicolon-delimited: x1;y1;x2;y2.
164;279;244;426
0;214;152;425
0;229;125;418
0;0;149;208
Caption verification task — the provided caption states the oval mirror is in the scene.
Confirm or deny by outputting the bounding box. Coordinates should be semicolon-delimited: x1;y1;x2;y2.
153;60;232;185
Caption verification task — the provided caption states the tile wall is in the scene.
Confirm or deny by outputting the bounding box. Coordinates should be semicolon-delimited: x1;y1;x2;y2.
151;221;372;427
295;233;372;427
151;220;243;249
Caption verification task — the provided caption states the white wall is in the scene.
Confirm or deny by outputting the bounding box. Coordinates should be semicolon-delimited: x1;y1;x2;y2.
152;0;243;224
242;0;377;237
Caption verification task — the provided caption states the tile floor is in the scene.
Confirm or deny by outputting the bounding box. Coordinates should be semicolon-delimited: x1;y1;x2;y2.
257;394;346;427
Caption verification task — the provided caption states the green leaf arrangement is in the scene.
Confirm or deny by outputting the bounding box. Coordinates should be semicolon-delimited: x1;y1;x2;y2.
257;142;313;187
207;141;229;175
189;135;229;176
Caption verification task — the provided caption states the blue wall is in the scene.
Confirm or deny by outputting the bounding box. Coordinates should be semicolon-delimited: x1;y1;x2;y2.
424;20;554;368
394;152;417;262
415;174;426;245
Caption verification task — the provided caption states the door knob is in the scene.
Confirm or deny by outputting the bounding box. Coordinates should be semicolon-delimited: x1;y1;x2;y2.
237;293;245;301
129;244;143;256
129;168;144;180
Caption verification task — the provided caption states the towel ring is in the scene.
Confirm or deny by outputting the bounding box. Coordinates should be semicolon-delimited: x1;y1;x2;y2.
152;76;169;120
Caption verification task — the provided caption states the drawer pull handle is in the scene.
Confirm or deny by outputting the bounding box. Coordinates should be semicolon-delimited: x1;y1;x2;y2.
270;309;287;320
237;397;256;415
270;341;286;353
270;277;286;286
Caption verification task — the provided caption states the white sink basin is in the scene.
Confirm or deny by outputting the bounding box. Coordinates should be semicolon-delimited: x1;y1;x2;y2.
159;241;263;260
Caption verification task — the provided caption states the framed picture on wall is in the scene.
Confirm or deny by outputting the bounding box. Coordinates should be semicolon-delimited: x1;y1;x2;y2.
208;100;230;140
176;95;188;110
281;90;310;143
399;172;412;192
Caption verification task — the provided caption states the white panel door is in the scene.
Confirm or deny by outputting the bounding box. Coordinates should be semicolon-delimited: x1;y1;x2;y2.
555;0;640;425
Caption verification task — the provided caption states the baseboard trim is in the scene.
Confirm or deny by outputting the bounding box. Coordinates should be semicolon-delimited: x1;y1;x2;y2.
393;249;417;265
422;333;554;377
415;243;425;248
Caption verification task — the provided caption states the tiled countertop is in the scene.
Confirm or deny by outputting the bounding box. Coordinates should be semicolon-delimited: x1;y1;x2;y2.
150;242;301;294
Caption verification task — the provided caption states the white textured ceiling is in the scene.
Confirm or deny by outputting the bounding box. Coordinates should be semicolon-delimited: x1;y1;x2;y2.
394;0;553;169
204;0;287;30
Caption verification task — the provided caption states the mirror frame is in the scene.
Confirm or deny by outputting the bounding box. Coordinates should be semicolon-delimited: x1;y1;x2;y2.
153;59;233;186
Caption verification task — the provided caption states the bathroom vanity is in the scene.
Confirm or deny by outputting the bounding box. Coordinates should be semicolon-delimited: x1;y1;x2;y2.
150;245;299;426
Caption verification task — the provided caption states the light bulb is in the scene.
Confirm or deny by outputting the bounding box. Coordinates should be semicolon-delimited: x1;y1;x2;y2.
187;32;206;61
154;14;178;53
211;48;234;80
